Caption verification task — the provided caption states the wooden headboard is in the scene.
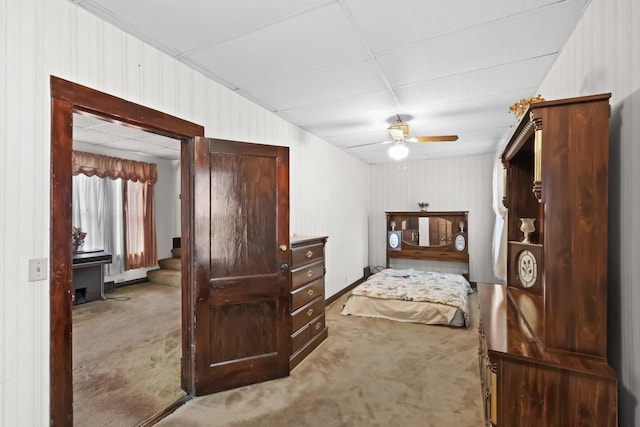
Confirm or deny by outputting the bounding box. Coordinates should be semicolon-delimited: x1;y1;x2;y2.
385;211;469;279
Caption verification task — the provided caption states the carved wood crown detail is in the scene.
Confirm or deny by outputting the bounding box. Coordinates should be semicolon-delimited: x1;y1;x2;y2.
509;95;545;118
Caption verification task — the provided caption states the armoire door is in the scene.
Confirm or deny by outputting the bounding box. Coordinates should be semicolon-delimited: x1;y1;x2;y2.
190;137;290;395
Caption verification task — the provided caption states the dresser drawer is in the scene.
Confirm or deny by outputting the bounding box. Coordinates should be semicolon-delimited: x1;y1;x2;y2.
290;323;311;354
309;313;325;337
291;277;325;311
290;313;326;356
291;297;325;333
291;260;324;290
291;242;324;268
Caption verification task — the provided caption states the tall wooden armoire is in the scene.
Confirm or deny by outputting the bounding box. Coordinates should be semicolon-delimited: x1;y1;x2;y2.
478;94;618;426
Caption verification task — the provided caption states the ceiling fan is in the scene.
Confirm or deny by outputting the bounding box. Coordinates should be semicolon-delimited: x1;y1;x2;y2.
348;114;458;160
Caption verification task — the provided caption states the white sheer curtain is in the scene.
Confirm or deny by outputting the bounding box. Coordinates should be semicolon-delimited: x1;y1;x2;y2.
125;181;144;257
491;156;508;281
72;174;125;275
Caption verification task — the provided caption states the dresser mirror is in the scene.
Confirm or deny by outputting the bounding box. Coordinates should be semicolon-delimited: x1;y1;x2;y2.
399;216;453;247
386;211;469;273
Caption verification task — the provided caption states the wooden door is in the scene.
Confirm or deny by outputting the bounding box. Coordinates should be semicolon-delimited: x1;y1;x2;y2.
190;137;290;395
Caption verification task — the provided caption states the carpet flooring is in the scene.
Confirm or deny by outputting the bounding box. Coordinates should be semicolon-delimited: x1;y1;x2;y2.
72;282;184;427
157;291;484;427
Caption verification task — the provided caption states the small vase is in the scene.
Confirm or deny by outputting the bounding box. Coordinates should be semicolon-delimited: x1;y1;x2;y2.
72;243;80;253
520;218;535;244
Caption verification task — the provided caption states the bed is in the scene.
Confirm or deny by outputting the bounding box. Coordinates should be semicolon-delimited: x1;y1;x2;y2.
340;268;473;327
341;211;472;327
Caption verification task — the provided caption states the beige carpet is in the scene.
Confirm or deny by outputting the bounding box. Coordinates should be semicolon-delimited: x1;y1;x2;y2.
157;291;484;427
72;282;184;427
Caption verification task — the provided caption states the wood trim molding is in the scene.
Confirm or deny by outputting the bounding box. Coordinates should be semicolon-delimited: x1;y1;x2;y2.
138;395;193;426
325;276;365;306
49;76;204;426
50;77;203;139
50;96;75;427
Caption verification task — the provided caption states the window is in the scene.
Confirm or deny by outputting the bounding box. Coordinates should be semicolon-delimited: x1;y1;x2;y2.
72;151;158;272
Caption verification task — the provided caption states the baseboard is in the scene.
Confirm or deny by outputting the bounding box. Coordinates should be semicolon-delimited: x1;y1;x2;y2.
138;394;192;427
113;277;148;289
325;272;367;306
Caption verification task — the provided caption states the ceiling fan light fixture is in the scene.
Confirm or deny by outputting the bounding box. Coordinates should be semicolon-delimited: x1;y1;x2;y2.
388;122;410;137
388;128;405;141
388;143;409;161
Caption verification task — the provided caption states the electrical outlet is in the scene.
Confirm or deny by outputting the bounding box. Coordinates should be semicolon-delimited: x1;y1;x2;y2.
28;258;48;282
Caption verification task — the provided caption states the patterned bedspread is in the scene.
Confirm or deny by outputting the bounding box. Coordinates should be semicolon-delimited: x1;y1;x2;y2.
352;268;472;314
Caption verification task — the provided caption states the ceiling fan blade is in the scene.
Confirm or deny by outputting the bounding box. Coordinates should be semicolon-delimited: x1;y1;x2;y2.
347;140;392;149
414;135;459;142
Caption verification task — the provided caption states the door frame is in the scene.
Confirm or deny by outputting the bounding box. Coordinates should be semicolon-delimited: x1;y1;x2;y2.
49;76;204;425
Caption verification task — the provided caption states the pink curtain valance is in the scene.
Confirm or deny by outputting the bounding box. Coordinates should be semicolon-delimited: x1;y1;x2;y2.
72;151;157;184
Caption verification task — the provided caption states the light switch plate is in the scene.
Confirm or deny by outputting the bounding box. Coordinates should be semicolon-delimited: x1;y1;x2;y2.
28;258;48;282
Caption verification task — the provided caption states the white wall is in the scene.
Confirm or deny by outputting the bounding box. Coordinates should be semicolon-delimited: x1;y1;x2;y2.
368;153;496;283
535;1;640;425
290;131;370;297
0;0;369;425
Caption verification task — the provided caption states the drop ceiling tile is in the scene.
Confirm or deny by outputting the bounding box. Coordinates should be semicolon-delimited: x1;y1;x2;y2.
325;129;394;148
75;0;329;54
189;2;369;88
143;147;180;160
88;122;155;140
138;131;181;146
278;91;399;128
241;58;388;111
343;0;576;54
376;1;588;88
414;92;530;134
73;113;111;129
73;128;122;145
393;55;556;113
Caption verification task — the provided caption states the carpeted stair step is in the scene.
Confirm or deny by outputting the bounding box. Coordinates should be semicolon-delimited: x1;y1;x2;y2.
158;257;181;271
147;268;181;287
171;247;181;258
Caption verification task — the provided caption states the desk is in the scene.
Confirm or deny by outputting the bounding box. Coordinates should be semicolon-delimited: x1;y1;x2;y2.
72;250;112;304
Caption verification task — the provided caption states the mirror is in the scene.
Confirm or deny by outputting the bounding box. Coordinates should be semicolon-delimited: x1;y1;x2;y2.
400;217;453;247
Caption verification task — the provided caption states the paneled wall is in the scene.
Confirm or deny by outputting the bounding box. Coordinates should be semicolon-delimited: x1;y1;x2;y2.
535;0;640;425
368;153;496;282
0;0;368;425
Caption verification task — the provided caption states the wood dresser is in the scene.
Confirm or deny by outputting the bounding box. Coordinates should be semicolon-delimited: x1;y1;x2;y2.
478;94;618;426
289;236;328;370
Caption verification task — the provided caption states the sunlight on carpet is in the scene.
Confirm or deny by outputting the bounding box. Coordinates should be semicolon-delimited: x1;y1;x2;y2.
72;282;184;426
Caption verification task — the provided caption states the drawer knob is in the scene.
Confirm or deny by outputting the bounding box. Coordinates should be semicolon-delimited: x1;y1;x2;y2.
306;270;314;278
306;250;314;258
315;322;322;330
307;289;314;297
307;308;314;317
279;244;288;251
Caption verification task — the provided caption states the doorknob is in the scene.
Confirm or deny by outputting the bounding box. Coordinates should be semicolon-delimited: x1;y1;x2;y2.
280;263;289;271
279;244;288;251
